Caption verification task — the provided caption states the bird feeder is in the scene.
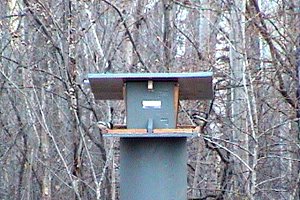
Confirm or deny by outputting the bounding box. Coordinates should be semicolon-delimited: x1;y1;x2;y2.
88;72;213;200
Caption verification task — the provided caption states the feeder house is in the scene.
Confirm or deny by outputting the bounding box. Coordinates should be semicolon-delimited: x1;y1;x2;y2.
88;72;213;200
88;72;213;136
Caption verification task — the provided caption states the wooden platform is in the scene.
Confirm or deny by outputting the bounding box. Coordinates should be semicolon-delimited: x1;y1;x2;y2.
104;126;198;137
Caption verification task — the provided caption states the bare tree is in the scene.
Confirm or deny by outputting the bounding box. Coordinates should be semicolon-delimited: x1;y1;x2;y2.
0;0;299;199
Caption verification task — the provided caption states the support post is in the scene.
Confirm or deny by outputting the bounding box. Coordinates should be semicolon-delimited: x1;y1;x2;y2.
120;137;187;200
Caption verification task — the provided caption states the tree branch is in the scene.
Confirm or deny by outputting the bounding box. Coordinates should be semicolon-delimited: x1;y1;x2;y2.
102;0;150;72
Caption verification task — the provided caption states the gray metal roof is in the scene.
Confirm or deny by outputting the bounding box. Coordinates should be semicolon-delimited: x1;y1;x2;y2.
88;72;213;100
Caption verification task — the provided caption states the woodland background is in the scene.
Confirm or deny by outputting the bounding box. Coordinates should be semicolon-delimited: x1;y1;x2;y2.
0;0;300;199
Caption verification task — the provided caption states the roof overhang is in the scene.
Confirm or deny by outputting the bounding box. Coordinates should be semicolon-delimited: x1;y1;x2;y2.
88;72;213;100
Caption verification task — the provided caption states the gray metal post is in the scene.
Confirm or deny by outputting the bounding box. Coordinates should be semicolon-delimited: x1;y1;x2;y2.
118;81;187;200
120;137;187;200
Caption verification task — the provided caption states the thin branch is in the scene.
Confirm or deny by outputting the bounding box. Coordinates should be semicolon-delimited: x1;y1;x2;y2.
173;22;203;61
101;0;150;72
248;0;296;109
202;136;253;172
23;0;64;62
0;13;26;20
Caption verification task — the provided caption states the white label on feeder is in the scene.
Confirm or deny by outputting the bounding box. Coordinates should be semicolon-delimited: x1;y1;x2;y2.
142;100;161;109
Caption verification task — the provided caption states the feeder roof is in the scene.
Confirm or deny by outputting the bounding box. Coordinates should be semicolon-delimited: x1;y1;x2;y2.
88;72;213;100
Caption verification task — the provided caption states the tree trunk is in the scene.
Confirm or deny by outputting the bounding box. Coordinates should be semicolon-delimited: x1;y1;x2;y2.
162;0;173;72
40;87;51;200
229;0;250;198
132;0;144;71
294;0;300;140
122;1;134;71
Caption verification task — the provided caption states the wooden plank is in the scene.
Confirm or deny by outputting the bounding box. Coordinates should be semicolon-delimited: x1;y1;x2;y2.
174;83;179;125
106;128;196;135
153;128;195;134
107;129;147;134
111;124;196;129
177;125;196;129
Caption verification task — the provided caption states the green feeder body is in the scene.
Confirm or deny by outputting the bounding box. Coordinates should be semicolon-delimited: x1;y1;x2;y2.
126;81;177;129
